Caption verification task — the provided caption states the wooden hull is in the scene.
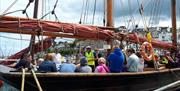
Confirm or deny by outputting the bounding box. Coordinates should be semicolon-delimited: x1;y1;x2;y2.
0;65;180;91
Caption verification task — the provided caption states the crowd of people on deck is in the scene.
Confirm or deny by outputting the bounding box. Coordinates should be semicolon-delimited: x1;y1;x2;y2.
8;45;180;73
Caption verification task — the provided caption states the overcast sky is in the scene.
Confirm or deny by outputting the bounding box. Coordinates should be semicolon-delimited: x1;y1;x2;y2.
1;0;180;27
0;0;180;56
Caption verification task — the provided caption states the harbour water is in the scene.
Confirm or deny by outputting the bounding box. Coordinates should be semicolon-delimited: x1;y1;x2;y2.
0;82;19;91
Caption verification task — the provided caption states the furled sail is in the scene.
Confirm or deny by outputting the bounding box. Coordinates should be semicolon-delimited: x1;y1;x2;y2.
0;16;113;41
0;16;176;51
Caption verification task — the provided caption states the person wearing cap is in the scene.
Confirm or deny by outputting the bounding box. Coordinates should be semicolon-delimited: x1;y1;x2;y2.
75;57;92;73
84;46;95;71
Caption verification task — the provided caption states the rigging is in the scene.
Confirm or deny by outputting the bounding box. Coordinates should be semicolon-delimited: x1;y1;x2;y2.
119;0;128;27
137;0;148;31
92;0;97;25
1;0;34;19
79;0;85;24
127;0;136;29
1;0;19;15
103;0;106;26
40;0;59;21
83;0;89;24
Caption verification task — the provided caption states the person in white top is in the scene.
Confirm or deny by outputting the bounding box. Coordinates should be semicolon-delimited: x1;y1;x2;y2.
52;49;62;70
126;48;140;72
136;51;144;72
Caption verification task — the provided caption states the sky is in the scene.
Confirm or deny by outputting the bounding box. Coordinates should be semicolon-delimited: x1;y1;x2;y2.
0;0;180;57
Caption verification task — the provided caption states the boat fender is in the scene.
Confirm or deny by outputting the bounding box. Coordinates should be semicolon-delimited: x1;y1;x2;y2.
0;80;3;88
140;42;153;61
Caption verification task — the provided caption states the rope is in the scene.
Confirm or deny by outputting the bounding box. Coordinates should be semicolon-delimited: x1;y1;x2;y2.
127;0;136;29
0;0;32;18
86;0;90;24
147;0;155;27
51;0;59;22
148;0;159;27
37;20;44;52
103;0;106;26
1;9;23;16
22;0;34;14
48;0;51;20
31;70;43;91
0;34;35;41
158;0;164;26
1;0;19;15
131;0;150;29
92;0;97;25
18;18;23;50
40;0;59;21
41;0;44;18
83;0;89;24
120;0;128;27
137;0;148;31
79;0;85;24
21;68;25;91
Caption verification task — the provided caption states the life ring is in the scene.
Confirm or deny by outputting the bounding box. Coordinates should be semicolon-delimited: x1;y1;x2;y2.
0;80;3;88
140;42;154;61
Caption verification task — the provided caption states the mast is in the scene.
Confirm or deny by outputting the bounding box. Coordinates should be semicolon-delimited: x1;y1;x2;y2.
106;0;114;56
106;0;113;27
29;0;39;60
171;0;177;50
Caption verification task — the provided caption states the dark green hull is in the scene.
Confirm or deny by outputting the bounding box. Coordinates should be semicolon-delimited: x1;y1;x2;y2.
0;65;180;91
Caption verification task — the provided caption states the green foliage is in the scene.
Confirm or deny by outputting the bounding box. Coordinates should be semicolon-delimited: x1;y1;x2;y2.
69;43;76;48
59;49;78;56
47;47;55;53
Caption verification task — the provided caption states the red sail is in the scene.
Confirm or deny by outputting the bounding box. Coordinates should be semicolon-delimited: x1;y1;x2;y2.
0;16;176;51
0;16;113;41
7;37;54;59
0;37;54;65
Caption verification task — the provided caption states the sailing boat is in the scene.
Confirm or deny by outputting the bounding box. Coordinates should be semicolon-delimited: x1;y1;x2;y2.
0;0;180;91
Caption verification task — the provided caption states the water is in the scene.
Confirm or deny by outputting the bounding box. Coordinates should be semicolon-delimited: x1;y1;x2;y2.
0;82;19;91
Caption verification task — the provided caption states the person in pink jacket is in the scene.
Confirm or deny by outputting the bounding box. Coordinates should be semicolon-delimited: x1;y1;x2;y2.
94;57;109;73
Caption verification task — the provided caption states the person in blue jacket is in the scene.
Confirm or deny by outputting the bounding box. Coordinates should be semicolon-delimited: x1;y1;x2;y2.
107;47;125;72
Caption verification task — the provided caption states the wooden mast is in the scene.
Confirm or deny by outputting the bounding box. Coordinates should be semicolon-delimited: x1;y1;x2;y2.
106;0;114;55
29;0;39;60
106;0;113;27
171;0;177;50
